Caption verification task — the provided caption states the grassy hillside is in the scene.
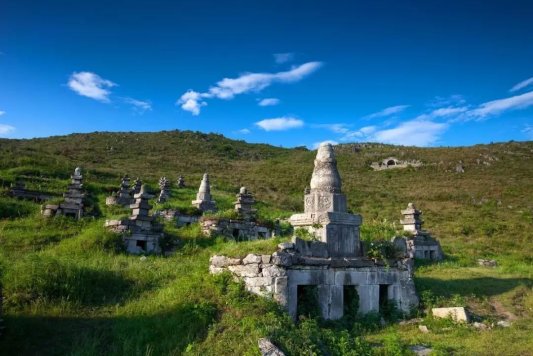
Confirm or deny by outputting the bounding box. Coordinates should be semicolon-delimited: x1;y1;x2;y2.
0;131;531;355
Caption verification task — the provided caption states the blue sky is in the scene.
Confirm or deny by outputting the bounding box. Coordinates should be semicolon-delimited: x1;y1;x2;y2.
1;0;532;147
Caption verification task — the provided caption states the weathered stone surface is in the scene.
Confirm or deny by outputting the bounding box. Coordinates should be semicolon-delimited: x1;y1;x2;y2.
262;265;286;277
261;255;271;264
244;277;274;287
243;254;262;264
271;252;292;266
210;255;241;267
258;338;285;356
209;266;225;274
497;320;511;328
278;242;294;251
228;264;260;277
432;307;469;322
409;345;432;356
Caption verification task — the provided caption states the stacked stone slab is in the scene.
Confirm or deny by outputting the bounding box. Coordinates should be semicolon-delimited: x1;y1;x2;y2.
192;173;216;212
234;186;257;220
106;175;133;206
105;184;163;254
211;143;419;320
201;218;271;240
42;167;85;219
157;176;171;203
8;180;50;202
177;175;185;188
399;203;443;260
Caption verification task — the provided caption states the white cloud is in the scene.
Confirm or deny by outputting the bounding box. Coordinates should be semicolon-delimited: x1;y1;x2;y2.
237;128;251;134
255;117;304;131
429;106;468;117
67;71;116;102
273;52;294;64
367;119;448;146
469;91;533;119
0;123;15;136
340;125;377;140
427;94;466;108
365;105;410;119
510;77;533;92
177;90;207;116
0;110;5;116
522;124;533;139
311;140;338;149
258;98;280;106
124;97;152;113
178;61;322;115
317;123;350;134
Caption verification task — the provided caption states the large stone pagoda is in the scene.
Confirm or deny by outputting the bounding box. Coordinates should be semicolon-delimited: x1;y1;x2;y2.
210;143;419;320
192;173;216;212
289;143;362;258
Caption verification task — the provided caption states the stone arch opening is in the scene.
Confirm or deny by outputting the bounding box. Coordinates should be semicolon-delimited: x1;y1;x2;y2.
387;159;396;166
343;285;360;319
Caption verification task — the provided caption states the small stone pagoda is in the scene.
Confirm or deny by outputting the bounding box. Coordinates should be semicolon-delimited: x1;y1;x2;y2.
234;186;256;220
399;203;443;260
210;143;419;320
192;173;216;212
177;175;185;188
42;167;85;219
157;176;171;203
105;184;163;254
132;177;142;195
106;175;133;206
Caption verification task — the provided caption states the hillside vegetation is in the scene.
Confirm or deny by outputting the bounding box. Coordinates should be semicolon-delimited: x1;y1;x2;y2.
0;131;531;355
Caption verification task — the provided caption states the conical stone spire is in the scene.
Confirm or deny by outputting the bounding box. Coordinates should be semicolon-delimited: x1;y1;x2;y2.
304;143;347;214
192;173;216;212
310;143;342;193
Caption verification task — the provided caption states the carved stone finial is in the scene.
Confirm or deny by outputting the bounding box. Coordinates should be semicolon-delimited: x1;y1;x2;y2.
309;143;341;193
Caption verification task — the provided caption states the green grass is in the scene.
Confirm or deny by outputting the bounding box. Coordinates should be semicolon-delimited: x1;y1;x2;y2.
0;132;532;355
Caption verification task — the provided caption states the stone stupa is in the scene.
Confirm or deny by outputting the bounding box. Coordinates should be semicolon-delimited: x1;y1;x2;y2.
192;173;217;212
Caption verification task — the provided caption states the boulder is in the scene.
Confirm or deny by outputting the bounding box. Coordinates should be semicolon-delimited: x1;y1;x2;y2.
432;307;469;322
258;338;285;356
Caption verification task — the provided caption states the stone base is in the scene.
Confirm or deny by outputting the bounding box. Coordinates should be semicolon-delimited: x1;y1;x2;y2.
201;218;271;240
210;252;419;320
124;233;162;254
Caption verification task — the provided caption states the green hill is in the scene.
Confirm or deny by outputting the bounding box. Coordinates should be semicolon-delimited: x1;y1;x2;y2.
0;131;532;355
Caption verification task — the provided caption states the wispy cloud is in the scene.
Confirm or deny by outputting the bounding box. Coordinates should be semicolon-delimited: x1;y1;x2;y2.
237;128;251;134
0;123;15;136
258;98;280;106
255;117;304;131
317;123;350;134
177;61;322;115
522;124;533;139
0;110;5;116
124;97;152;113
273;52;294;64
365;105;409;119
367;119;448;146
510;77;533;92
468;91;533;119
67;71;116;102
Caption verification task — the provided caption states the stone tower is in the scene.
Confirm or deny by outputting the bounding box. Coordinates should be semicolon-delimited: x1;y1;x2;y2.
400;203;423;233
234;186;256;220
289;143;362;258
192;173;217;212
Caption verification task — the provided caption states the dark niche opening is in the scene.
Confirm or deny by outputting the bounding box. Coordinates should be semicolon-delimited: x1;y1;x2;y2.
297;285;320;319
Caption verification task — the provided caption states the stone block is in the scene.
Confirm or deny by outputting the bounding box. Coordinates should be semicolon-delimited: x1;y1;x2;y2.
271;252;293;266
432;307;469;322
210;255;241;267
228;264;260;277
244;276;274;287
258;338;286;356
261;255;271;264
243;254;262;264
209;266;225;275
262;265;287;277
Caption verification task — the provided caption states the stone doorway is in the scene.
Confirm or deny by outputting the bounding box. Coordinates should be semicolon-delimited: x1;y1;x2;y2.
343;285;360;318
296;285;320;318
